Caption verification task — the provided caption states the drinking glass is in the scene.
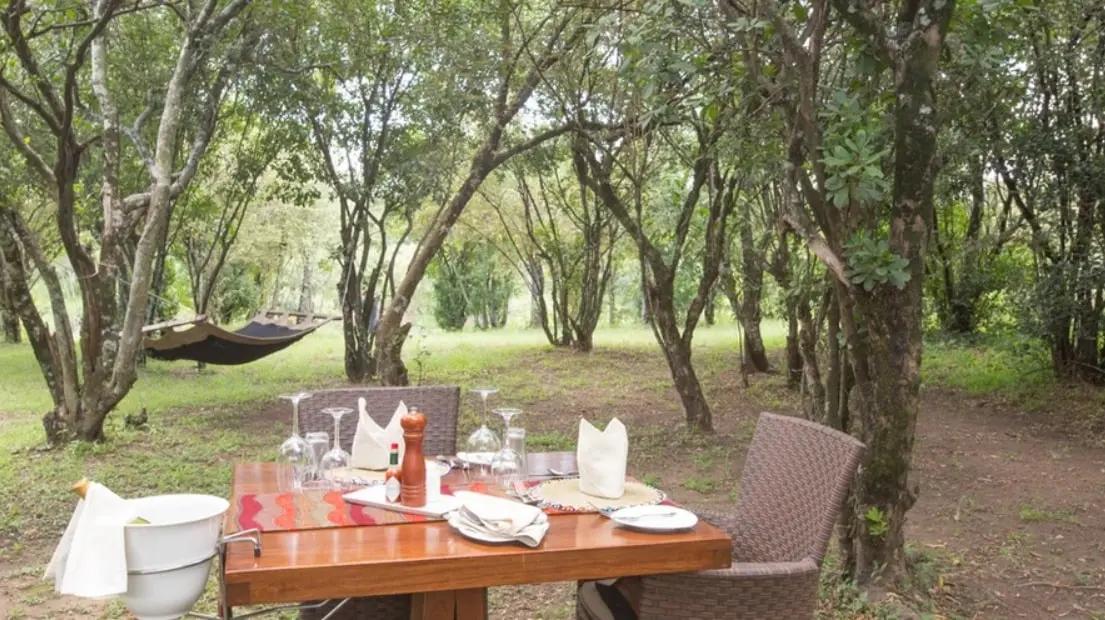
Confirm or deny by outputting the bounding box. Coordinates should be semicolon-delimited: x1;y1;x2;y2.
318;407;353;484
277;392;313;491
491;427;526;491
304;431;330;487
465;388;501;475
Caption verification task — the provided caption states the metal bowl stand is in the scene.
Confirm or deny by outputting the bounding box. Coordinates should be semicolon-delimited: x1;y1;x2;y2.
178;529;350;620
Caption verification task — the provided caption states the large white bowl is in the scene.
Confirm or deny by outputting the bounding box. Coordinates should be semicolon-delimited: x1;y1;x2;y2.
121;494;230;620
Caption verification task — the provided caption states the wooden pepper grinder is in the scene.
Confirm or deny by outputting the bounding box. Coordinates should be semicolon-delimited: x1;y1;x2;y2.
399;406;427;507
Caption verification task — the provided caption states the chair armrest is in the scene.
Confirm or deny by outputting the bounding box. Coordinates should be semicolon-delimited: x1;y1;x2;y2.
637;558;821;620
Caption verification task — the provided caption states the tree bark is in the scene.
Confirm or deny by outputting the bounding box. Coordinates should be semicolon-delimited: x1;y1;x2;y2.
527;256;544;329
298;256;314;314
0;252;20;343
795;296;824;421
738;214;769;371
784;300;802;389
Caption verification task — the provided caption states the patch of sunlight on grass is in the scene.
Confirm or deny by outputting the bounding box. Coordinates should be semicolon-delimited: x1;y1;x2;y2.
921;338;1052;395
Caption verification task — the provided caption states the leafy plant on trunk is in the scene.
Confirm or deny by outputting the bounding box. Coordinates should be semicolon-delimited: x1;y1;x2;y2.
730;0;956;583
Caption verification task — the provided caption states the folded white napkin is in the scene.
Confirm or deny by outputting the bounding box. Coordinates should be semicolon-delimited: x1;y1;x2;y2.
449;491;548;547
44;482;133;598
577;417;628;499
350;398;406;470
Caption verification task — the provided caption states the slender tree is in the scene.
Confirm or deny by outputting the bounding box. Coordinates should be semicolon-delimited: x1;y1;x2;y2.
0;0;257;442
374;0;589;385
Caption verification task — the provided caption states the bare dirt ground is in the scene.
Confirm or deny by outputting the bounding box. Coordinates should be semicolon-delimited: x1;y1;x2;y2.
3;347;1103;619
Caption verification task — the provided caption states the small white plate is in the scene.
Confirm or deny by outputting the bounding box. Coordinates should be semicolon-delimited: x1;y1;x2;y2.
609;505;698;532
456;451;494;467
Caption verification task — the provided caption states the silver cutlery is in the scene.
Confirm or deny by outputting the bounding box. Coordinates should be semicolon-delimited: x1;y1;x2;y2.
546;467;578;477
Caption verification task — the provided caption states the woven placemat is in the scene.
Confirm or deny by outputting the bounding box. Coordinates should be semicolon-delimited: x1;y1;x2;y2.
530;478;665;512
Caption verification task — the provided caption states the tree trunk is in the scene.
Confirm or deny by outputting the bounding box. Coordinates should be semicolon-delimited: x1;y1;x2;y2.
607;262;617;326
785;300;802;389
842;0;951;579
795;296;824;420
0;254;19;343
298;256;314;315
738;216;769;371
654;299;713;432
527;256;544;329
825;288;841;429
339;262;371;383
848;300;921;580
704;292;715;326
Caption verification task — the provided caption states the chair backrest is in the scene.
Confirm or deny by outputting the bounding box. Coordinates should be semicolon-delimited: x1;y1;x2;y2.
298;386;461;456
730;412;865;565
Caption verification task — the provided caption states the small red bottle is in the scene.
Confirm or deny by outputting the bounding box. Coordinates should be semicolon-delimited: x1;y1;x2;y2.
384;443;402;503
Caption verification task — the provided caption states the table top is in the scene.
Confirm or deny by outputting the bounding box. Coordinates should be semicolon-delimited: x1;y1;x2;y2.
223;454;733;606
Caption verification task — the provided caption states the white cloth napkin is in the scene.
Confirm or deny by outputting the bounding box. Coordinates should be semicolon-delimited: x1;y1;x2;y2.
350;398;406;470
44;482;133;598
449;491;548;547
577;417;628;499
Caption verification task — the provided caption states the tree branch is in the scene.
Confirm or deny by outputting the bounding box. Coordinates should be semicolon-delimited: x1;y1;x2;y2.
829;0;893;65
782;207;852;289
0;88;56;186
491;123;574;168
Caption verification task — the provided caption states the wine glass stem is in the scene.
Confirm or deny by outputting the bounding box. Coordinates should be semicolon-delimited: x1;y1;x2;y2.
332;416;341;450
481;395;489;426
292;399;301;436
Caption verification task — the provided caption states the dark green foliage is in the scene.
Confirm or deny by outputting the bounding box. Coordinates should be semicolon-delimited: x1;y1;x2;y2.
213;260;262;324
430;263;469;332
429;239;515;332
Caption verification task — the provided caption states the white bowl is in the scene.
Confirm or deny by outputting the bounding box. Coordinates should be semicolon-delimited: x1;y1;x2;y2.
124;560;214;620
120;494;229;620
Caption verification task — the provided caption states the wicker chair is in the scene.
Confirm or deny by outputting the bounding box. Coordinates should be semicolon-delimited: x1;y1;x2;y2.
297;386;461;620
577;412;865;620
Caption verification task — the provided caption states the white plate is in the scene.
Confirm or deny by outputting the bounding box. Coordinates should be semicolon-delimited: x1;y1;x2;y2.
609;505;698;532
455;451;494;467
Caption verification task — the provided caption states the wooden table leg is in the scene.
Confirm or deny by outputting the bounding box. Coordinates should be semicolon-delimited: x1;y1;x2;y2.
411;591;455;619
455;588;487;620
411;588;487;620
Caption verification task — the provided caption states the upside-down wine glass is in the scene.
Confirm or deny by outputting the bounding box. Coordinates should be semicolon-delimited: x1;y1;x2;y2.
319;407;353;485
277;392;313;491
491;427;527;491
493;407;522;432
466;388;501;475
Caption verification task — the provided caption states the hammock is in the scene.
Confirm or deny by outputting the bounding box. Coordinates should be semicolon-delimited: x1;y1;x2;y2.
142;310;338;365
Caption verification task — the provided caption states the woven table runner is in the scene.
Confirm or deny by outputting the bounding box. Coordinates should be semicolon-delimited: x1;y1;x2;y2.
235;479;671;533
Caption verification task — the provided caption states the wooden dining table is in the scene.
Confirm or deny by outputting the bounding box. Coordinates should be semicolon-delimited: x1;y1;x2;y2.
222;453;733;620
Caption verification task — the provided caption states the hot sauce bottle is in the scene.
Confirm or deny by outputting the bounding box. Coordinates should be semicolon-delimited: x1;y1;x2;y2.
399;406;427;507
384;443;402;503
